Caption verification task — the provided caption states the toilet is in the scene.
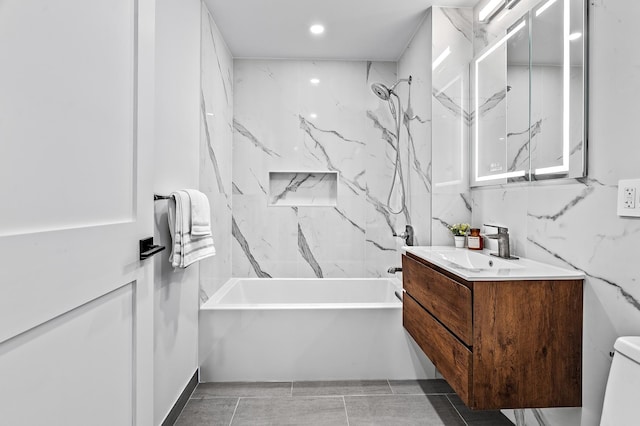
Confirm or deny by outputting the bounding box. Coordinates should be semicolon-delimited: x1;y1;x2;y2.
600;336;640;425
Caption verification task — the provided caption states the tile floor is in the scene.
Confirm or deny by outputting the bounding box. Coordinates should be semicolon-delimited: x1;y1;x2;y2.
174;379;513;426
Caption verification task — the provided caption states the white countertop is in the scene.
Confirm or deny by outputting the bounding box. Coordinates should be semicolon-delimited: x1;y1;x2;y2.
403;246;585;282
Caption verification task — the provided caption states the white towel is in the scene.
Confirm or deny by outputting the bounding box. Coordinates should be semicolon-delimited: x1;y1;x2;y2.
168;190;216;268
184;189;212;237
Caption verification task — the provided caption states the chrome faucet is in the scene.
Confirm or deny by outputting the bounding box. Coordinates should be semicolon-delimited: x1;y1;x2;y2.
393;224;414;246
387;267;403;274
484;224;518;259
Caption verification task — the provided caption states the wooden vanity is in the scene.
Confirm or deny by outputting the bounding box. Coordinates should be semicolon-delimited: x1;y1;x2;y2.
402;252;583;410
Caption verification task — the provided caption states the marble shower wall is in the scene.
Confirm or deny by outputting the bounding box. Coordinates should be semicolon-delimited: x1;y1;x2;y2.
397;11;433;248
395;6;474;250
471;1;640;425
429;7;474;245
231;59;422;278
199;2;233;302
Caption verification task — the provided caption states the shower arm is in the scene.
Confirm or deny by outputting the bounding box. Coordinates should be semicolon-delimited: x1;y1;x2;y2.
389;76;412;92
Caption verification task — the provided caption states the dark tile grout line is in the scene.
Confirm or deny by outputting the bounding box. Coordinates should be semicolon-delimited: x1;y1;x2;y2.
446;394;470;426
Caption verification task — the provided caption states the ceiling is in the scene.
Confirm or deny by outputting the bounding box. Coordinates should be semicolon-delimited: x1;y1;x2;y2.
203;0;480;61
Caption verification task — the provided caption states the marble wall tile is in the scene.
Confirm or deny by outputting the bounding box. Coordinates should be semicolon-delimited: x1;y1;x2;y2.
433;72;469;189
364;191;406;277
231;194;299;278
587;2;640;186
431;192;473;246
232;59;409;278
471;185;529;255
430;7;474;243
527;183;640;314
298;195;366;270
199;2;233;301
397;10;433;245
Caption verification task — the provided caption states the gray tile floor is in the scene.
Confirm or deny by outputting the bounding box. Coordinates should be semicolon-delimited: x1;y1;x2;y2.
175;380;513;426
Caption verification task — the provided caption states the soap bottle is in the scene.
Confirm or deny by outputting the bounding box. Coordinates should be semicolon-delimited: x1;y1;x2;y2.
467;228;483;250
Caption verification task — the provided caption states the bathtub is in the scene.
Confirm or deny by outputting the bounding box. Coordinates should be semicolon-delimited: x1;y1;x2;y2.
199;278;433;382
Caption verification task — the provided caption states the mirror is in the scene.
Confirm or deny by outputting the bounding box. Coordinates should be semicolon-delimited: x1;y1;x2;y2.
471;0;586;186
506;17;530;180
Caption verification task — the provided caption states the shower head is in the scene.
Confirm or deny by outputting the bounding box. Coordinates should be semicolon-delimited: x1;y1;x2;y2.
371;83;391;101
371;76;412;101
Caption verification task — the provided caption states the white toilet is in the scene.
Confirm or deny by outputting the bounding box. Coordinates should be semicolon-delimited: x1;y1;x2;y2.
600;336;640;425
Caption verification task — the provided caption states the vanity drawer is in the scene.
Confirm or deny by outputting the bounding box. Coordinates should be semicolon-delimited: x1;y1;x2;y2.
402;254;473;345
403;294;472;405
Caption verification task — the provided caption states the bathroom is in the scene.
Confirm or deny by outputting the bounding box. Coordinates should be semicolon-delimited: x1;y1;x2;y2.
0;0;639;425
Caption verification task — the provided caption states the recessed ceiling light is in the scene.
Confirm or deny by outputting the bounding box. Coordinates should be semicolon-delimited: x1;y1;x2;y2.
310;78;320;85
309;24;325;35
310;113;318;119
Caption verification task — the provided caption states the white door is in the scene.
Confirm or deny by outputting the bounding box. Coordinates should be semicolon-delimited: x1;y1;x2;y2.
0;1;156;425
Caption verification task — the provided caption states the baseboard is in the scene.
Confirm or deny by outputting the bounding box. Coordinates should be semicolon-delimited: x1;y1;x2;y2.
161;370;199;426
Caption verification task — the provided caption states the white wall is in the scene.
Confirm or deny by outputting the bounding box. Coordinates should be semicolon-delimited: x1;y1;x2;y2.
153;0;201;423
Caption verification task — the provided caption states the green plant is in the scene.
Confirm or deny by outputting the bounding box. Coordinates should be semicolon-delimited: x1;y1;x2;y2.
449;223;470;236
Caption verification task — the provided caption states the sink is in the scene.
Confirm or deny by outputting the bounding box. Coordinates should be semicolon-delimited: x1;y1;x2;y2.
430;248;523;271
403;246;584;281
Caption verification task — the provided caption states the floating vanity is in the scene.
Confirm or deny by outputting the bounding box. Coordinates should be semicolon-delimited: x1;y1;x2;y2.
402;246;584;410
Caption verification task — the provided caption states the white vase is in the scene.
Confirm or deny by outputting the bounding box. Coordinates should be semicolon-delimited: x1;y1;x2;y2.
454;235;466;248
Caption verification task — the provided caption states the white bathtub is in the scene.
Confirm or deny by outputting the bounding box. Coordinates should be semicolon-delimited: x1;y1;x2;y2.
199;278;434;382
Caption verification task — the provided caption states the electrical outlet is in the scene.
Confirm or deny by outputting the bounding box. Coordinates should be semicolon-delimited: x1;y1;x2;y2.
624;187;636;209
617;179;640;217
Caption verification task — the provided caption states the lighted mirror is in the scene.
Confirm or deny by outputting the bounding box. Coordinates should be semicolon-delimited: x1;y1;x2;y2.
471;0;587;186
473;18;529;183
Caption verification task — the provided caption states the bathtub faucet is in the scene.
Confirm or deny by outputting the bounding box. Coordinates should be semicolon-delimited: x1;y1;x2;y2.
387;267;402;274
393;224;414;246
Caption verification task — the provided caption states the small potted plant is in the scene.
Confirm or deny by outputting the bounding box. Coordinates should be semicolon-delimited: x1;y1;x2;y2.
449;223;470;248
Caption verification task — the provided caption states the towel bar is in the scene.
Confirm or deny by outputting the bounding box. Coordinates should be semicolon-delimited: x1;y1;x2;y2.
154;194;171;201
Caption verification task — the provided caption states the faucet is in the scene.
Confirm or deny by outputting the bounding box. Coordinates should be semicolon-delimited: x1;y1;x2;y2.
387;267;403;274
484;224;517;259
393;224;414;246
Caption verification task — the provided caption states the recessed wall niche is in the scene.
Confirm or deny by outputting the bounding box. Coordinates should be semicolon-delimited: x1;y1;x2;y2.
268;171;338;207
